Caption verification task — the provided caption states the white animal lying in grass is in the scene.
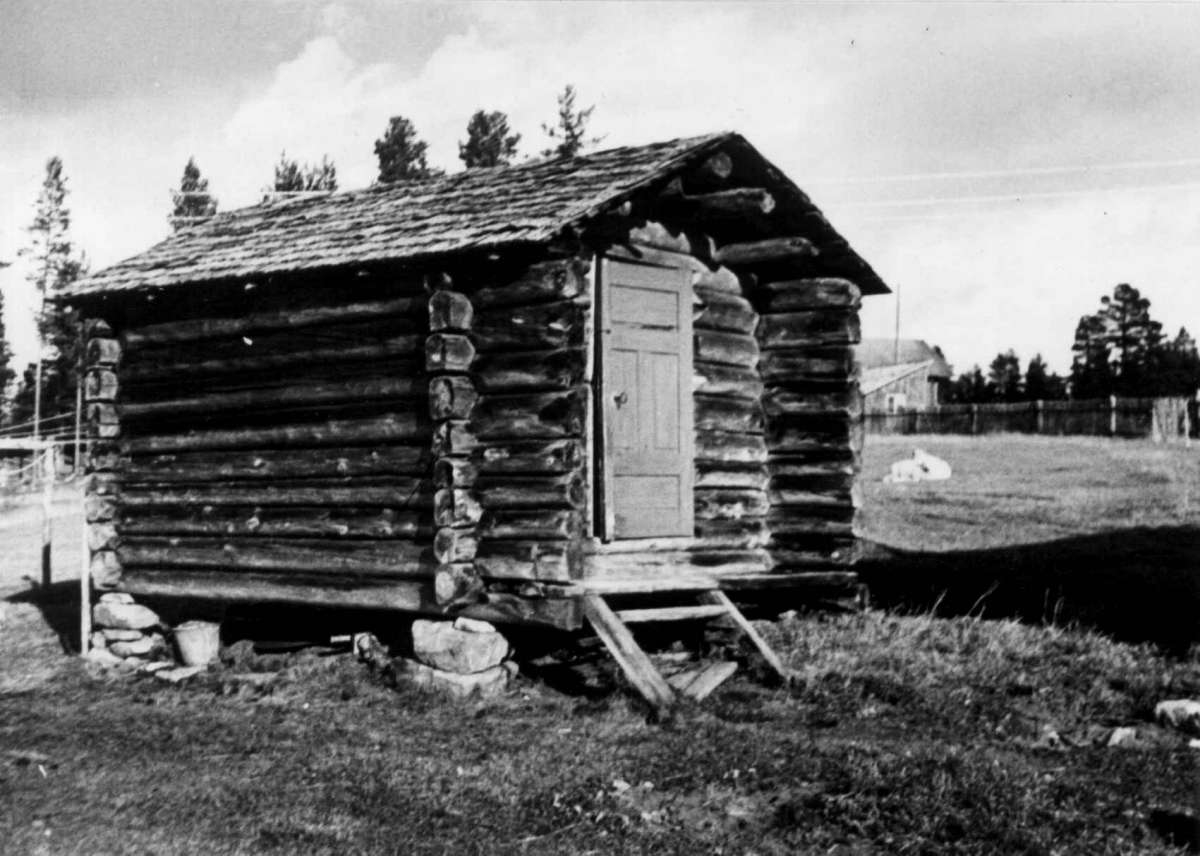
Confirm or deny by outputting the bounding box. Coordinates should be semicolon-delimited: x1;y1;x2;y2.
884;448;952;483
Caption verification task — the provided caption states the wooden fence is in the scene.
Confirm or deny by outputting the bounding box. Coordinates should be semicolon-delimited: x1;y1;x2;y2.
865;395;1196;442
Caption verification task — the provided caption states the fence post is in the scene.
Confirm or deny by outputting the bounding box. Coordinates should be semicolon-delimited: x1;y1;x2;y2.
1035;399;1044;435
1109;395;1118;437
970;404;978;435
41;446;53;588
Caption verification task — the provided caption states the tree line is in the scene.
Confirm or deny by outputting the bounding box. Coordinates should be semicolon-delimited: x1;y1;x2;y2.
946;283;1200;404
0;85;600;435
172;84;598;227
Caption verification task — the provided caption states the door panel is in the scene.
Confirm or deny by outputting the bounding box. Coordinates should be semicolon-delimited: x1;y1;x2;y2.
601;258;694;539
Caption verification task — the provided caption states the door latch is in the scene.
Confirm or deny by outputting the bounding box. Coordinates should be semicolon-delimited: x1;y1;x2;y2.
613;391;628;408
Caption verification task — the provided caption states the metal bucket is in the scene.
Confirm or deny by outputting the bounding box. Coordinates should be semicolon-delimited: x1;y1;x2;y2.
173;620;220;666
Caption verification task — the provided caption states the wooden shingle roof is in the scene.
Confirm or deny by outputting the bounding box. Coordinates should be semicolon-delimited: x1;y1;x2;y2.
67;132;887;299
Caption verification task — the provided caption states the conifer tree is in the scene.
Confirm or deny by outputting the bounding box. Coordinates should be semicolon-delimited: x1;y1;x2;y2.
374;116;437;183
272;152;338;193
541;85;602;158
459;110;521;168
13;157;85;435
170;157;217;230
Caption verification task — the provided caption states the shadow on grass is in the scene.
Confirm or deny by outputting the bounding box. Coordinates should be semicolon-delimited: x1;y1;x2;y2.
5;580;82;653
858;525;1200;654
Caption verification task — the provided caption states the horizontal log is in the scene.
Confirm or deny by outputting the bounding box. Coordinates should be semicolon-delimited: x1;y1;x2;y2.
767;459;857;480
474;439;584;475
425;333;476;373
429;376;479;420
123;335;423;385
119;481;432;509
694;488;770;520
695;464;768;490
755;278;862;312
757;347;858;384
434;488;483;528
86;338;121;368
757;312;861;349
429;290;473;332
117;571;465;620
766;508;855;538
470;300;586;352
117;507;428;539
693;288;757;335
85;369;119;401
433;528;479;564
91;551;122;588
583;549;768;579
767;484;856;508
715;237;818;267
85;494;118;523
695;431;767;465
661;187;775;221
695;329;758;368
692;362;762;400
477;509;580;540
124;413;428;453
473;349;586;393
469;260;586;309
123;294;423;348
127;446;433;483
120;375;420;421
766;422;861;455
694;516;767;546
605;243;742;294
473;540;575;582
695;395;764;434
432;421;476;458
88;523;119;551
761;387;862;419
475;473;586;510
470;388;586;439
623;221;712;257
88;444;124;473
433;457;478;489
718;569;860;588
118;537;436;576
435;563;485;607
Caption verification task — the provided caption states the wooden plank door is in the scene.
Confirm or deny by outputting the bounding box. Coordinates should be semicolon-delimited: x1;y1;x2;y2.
600;258;693;538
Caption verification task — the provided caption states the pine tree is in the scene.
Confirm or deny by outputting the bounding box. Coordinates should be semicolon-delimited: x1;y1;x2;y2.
374;116;437;183
1157;327;1200;397
1069;314;1114;398
170;157;217;230
14;157;85;435
458;110;521;168
987;350;1023;402
0;287;15;420
947;366;989;404
541;85;602;158
1023;354;1066;401
272;152;338;193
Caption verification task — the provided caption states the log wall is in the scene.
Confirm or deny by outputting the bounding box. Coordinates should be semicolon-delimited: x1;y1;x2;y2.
86;274;437;601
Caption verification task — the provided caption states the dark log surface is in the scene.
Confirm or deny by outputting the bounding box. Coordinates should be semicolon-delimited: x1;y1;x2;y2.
429;290;474;332
695;430;767;465
468;261;585;309
473;540;575;582
473;439;584;474
473;349;586;393
470;300;586;352
470;388;586;439
757;347;858;384
119;480;432;509
695;395;764;433
715;237;818;267
124;413;428;453
755;277;862;311
474;473;586;510
127;446;432;483
693;362;763;400
118;506;428;539
424;333;476;373
477;509;580;540
695;329;759;369
757;312;862;349
122;294;423;348
693;288;757;335
118;537;436;575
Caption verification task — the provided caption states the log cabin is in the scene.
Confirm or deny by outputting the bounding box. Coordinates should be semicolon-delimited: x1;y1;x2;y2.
62;132;889;706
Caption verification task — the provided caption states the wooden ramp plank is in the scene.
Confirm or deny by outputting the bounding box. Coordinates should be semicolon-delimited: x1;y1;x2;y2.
668;661;739;701
581;594;675;717
699;590;788;682
615;605;729;623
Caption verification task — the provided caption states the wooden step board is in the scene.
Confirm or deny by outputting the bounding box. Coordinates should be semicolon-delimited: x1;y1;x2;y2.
581;591;789;716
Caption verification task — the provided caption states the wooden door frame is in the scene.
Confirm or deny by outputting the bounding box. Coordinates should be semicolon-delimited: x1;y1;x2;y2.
593;253;693;542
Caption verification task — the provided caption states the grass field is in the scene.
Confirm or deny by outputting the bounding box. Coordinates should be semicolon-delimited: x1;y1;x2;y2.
0;435;1197;854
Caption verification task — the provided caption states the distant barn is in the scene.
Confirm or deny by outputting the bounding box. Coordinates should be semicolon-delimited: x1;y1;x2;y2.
858;339;951;413
64;132;889;700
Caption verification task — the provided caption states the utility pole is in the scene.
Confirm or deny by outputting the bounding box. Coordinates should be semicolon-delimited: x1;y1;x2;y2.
893;281;901;364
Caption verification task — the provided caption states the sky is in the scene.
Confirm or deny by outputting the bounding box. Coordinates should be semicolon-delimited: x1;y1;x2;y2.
3;0;1200;377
